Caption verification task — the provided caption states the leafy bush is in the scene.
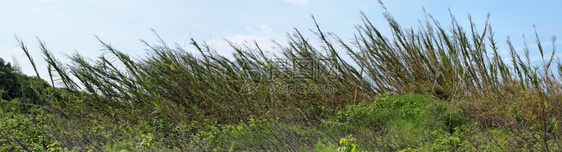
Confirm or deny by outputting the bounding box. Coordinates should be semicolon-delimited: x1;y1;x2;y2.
0;109;54;151
326;94;463;151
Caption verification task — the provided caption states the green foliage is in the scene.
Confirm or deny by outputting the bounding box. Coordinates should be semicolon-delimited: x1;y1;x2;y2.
0;109;54;151
335;94;453;127
0;57;50;103
338;135;362;152
327;94;464;151
2;1;561;151
0;58;20;101
299;139;339;152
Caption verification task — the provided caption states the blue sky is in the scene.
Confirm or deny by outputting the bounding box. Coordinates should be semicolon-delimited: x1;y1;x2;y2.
1;0;561;78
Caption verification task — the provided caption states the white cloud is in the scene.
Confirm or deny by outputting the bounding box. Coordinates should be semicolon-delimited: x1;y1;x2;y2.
260;25;273;35
35;0;55;2
228;25;278;48
283;0;309;5
206;25;282;58
245;25;274;36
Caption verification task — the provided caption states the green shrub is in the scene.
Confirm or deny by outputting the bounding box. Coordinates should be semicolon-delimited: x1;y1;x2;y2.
0;110;54;151
328;94;465;150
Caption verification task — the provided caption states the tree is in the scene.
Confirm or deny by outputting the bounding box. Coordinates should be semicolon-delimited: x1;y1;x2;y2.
0;58;20;100
0;58;49;102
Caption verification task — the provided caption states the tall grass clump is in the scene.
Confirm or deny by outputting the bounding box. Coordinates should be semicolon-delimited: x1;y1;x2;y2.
345;3;561;150
11;1;561;151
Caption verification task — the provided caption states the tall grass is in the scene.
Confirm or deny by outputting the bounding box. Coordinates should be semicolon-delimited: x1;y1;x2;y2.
14;2;561;150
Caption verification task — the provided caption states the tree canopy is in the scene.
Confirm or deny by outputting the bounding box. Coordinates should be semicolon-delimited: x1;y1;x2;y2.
0;58;19;100
0;57;49;101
